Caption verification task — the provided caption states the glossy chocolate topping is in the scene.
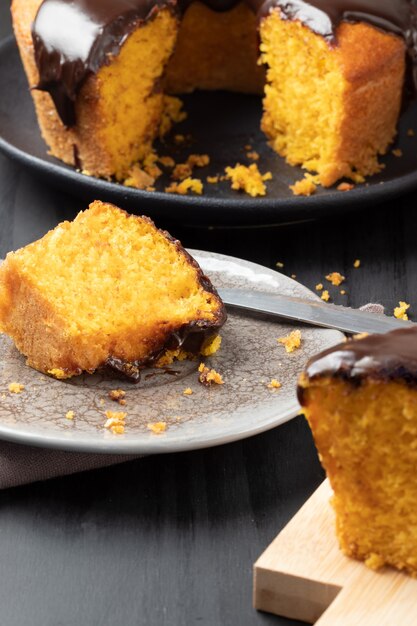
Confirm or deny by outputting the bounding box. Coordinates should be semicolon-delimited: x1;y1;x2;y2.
303;327;417;386
32;0;417;127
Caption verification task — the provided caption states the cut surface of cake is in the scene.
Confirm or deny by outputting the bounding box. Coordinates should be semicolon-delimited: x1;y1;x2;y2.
11;0;417;187
0;201;226;380
298;328;417;575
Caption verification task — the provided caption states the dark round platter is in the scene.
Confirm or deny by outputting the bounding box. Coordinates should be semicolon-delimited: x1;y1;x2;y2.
1;36;417;227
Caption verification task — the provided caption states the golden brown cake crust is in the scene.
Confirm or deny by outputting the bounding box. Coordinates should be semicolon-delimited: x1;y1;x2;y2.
0;201;226;380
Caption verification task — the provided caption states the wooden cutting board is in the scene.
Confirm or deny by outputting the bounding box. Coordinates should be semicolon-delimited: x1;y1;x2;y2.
253;480;417;624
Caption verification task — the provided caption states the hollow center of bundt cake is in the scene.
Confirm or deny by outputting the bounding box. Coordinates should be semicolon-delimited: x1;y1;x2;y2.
12;203;218;338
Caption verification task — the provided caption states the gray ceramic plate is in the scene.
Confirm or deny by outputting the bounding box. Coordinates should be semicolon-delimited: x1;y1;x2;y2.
0;251;344;454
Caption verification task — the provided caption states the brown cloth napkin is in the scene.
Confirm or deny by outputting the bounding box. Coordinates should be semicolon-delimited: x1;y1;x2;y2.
0;441;138;490
0;302;385;490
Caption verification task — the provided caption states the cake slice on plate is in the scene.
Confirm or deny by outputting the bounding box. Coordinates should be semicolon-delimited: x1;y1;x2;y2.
0;201;226;380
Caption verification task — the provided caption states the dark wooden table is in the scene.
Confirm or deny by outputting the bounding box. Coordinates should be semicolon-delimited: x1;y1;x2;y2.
1;6;416;626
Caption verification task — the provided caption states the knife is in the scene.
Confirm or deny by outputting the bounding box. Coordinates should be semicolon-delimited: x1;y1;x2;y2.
217;288;416;335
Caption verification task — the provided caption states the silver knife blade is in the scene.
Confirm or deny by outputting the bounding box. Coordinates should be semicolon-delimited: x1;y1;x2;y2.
217;288;416;335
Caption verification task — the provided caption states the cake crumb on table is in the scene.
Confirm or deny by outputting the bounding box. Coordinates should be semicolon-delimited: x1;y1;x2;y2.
147;421;167;434
340;289;346;295
65;410;75;420
353;259;361;268
207;175;219;184
277;330;302;353
198;363;224;386
315;283;323;291
8;382;24;394
225;163;272;197
246;151;259;161
321;290;330;302
408;128;415;137
276;261;284;269
165;178;203;195
392;149;403;157
104;410;127;435
183;388;193;396
394;301;410;321
267;379;282;389
326;272;345;286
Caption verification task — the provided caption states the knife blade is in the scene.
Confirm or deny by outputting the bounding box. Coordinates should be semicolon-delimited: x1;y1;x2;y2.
217;288;416;335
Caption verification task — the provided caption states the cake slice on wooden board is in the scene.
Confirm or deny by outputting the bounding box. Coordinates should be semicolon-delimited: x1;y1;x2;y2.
298;328;417;575
0;201;226;380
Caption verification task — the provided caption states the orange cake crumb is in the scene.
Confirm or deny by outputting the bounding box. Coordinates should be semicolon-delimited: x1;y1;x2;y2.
337;182;355;191
200;335;222;357
321;290;330;302
290;174;319;196
340;289;346;295
159;95;187;138
8;382;24;394
365;553;386;571
155;348;191;367
104;410;127;435
277;330;301;353
188;154;210;168
109;389;126;405
315;283;323;291
165;178;203;195
172;163;192;181
124;165;155;190
207;176;219;184
65;410;75;420
267;379;282;389
183;388;193;396
158;156;175;168
353;259;361;268
198;363;224;386
392;149;403;157
394;301;410;321
174;134;185;144
147;421;167;434
246;151;259;161
326;272;345;286
225;163;272;197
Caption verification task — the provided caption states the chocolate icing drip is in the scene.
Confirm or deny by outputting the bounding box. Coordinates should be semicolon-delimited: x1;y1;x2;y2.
32;0;176;126
32;0;417;127
303;327;417;387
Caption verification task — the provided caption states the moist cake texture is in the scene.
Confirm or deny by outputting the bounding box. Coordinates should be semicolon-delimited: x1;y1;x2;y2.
11;0;417;186
299;327;417;575
0;201;226;380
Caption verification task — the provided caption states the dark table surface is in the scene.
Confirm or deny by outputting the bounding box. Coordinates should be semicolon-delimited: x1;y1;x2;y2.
1;5;416;626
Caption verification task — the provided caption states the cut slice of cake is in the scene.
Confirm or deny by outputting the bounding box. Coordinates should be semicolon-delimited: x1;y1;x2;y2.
298;328;417;575
0;201;226;380
260;16;406;187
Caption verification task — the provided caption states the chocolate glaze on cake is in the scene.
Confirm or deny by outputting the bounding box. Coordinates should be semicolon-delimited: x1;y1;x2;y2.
32;0;417;127
302;327;417;391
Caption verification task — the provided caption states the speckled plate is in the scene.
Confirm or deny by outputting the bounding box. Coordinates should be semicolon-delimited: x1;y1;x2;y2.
0;251;343;454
